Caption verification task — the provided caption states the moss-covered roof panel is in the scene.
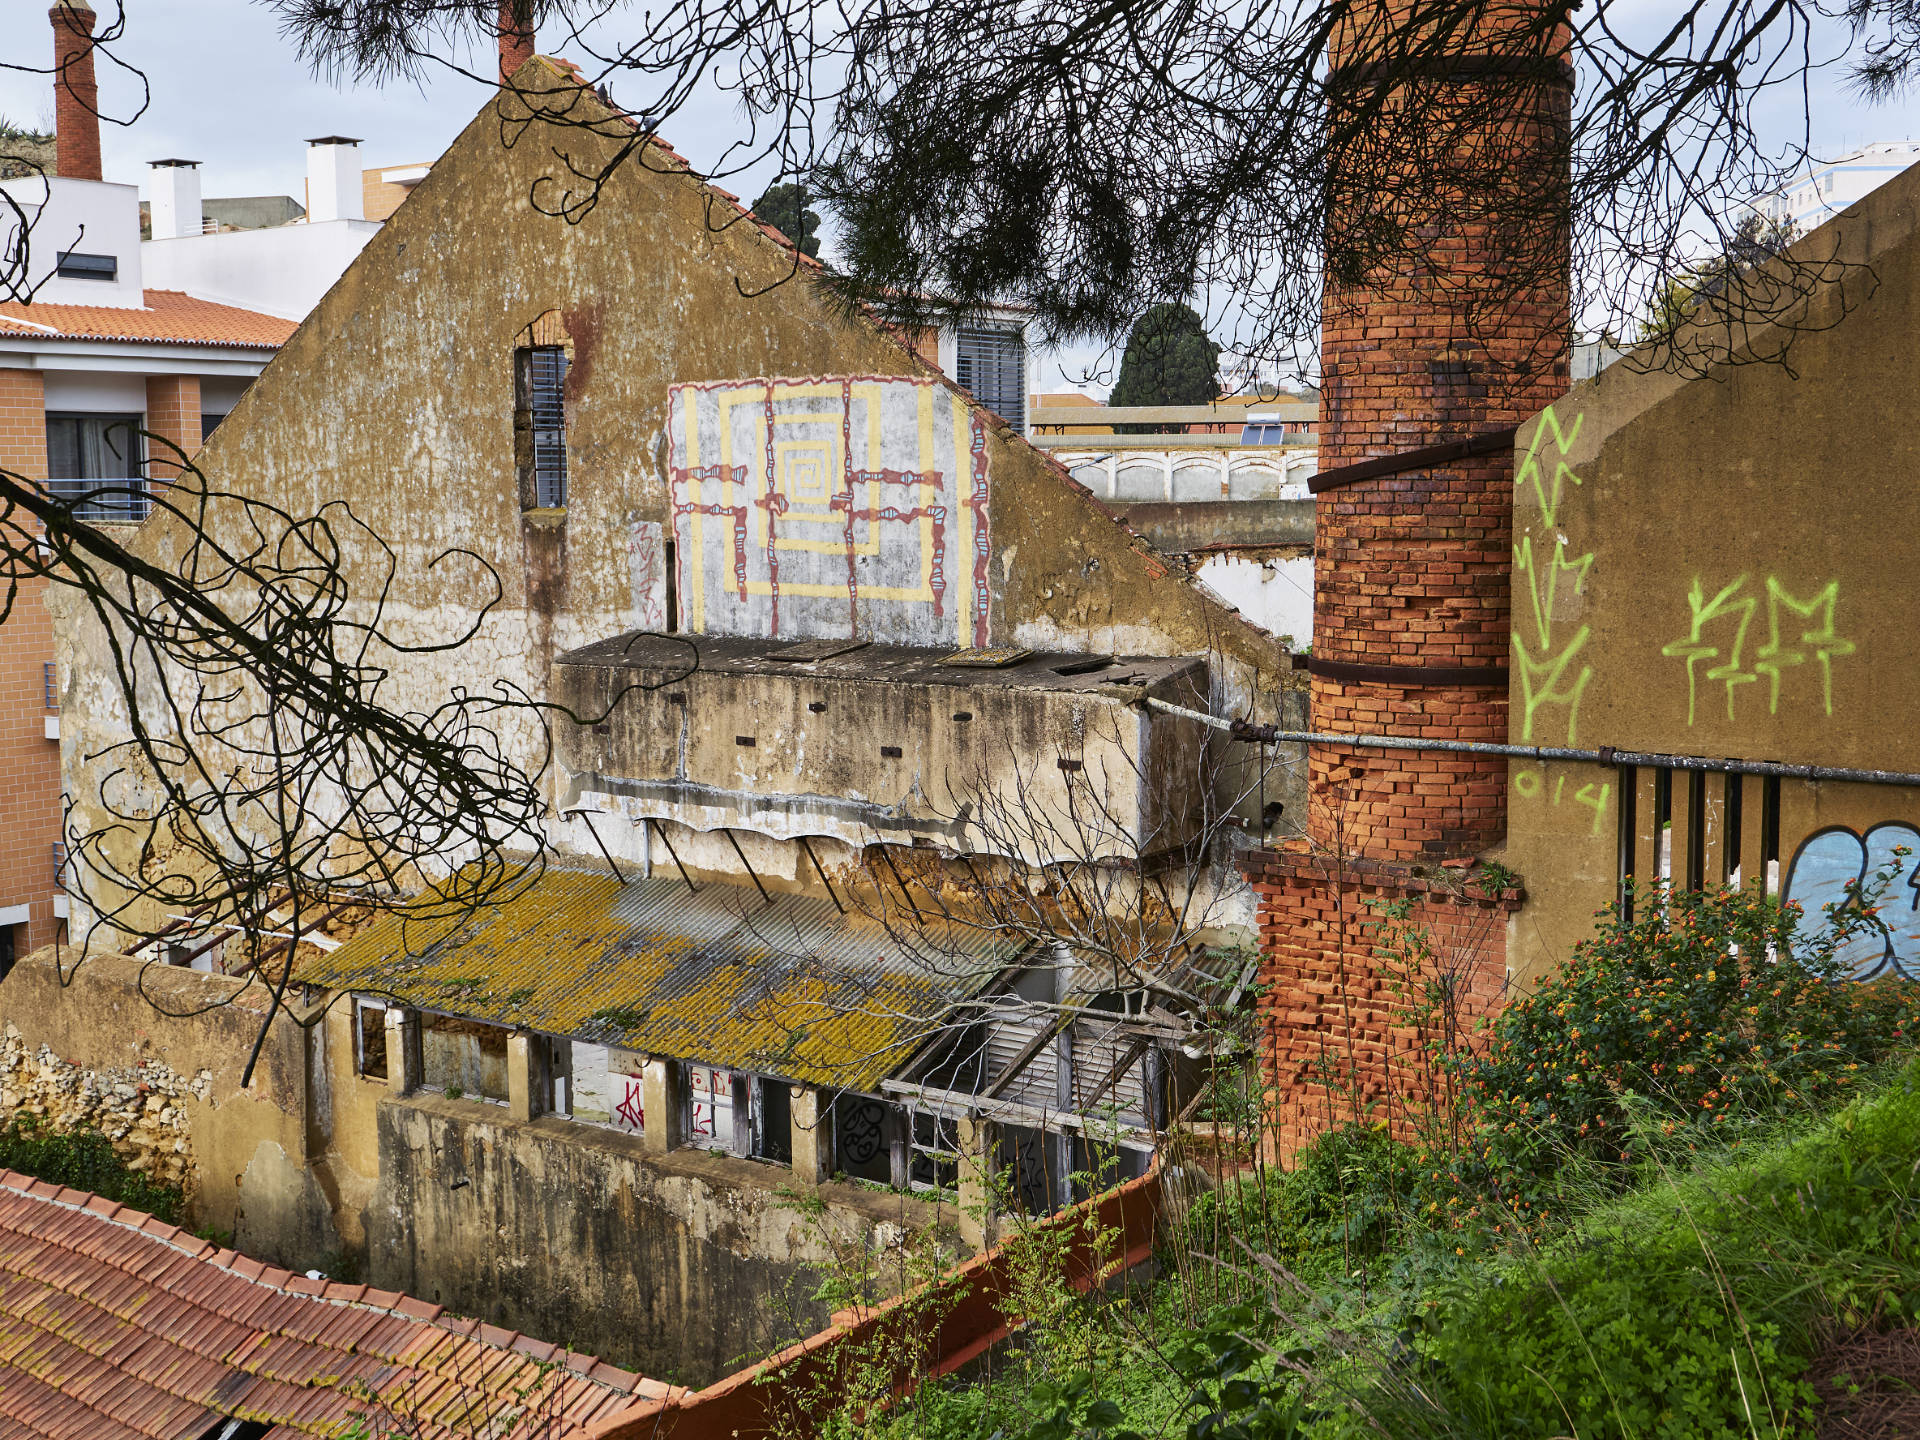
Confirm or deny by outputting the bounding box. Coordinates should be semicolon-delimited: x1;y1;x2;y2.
298;866;1020;1090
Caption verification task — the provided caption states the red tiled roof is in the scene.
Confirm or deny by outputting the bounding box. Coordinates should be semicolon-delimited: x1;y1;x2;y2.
0;290;297;349
0;1170;668;1438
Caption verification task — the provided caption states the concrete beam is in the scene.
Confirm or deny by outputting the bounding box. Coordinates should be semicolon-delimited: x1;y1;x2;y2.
790;1085;832;1186
640;1056;681;1154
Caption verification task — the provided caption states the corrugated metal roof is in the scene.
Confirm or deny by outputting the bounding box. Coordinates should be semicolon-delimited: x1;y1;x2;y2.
297;866;1025;1090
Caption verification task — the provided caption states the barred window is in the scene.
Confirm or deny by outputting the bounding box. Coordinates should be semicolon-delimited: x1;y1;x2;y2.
516;344;570;508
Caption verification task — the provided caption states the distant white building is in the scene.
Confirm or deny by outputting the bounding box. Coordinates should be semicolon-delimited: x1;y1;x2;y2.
1752;141;1920;234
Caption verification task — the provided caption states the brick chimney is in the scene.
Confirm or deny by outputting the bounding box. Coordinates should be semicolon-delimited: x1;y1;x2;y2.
1246;0;1571;1157
498;0;536;82
1308;0;1570;861
50;1;102;182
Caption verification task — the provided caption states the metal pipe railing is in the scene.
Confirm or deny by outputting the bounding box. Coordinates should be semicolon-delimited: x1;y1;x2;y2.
1141;696;1920;789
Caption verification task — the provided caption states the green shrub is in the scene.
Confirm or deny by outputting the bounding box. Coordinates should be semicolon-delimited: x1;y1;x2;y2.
1195;1123;1420;1283
0;1115;185;1223
1452;878;1920;1230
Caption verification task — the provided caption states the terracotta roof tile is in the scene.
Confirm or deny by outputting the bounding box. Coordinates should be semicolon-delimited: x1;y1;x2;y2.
0;1173;651;1436
0;289;296;349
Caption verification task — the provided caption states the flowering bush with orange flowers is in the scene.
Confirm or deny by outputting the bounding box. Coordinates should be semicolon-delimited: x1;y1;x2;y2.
1454;869;1920;1225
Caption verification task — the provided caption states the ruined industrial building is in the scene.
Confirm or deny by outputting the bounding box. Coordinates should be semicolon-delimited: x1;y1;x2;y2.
5;1;1920;1433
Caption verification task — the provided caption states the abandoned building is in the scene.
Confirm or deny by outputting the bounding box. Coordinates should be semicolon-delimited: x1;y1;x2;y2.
4;50;1301;1382
9;0;1919;1401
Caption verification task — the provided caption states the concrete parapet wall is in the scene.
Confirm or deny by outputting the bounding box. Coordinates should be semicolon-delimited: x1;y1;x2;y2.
371;1092;952;1386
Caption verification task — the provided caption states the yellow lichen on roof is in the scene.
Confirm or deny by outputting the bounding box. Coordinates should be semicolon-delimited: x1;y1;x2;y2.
298;864;1007;1090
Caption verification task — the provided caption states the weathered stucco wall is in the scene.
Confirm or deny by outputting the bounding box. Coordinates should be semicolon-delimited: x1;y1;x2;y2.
0;950;339;1263
1505;160;1920;982
371;1092;946;1387
53;59;1298;948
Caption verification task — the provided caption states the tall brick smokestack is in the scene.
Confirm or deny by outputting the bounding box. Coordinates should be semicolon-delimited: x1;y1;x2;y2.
499;0;536;83
1308;0;1570;861
50;1;102;182
1243;0;1571;1157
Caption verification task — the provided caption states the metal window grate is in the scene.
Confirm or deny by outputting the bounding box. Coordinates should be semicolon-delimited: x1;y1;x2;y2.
527;346;569;507
51;842;66;888
954;326;1026;434
42;662;56;711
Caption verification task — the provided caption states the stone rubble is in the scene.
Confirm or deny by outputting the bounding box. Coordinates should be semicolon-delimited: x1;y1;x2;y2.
0;1024;210;1192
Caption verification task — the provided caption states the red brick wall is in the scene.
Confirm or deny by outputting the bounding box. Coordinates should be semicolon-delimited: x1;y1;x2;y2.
1309;3;1570;861
145;375;201;486
1249;846;1516;1156
0;368;64;954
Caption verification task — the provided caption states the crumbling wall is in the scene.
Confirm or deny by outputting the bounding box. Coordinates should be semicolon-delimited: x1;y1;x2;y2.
1246;847;1518;1157
0;949;339;1265
0;1024;208;1191
372;1092;953;1387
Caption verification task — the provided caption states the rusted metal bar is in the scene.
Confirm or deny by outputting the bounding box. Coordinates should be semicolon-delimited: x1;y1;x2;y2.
723;827;774;905
645;817;699;894
797;835;844;914
1305;425;1519;494
1144;696;1920;788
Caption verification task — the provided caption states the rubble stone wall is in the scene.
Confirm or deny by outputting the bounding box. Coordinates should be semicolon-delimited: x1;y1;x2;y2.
0;1024;208;1191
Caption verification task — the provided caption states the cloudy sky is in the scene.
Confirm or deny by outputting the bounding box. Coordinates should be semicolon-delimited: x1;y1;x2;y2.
4;1;1920;392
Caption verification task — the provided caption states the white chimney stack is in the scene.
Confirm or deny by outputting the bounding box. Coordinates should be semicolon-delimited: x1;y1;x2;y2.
305;136;365;223
147;159;202;239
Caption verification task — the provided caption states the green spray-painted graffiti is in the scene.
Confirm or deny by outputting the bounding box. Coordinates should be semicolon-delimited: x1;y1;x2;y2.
1661;574;1856;725
1512;404;1595;744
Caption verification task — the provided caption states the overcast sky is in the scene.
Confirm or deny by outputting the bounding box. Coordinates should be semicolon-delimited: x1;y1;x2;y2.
4;1;1920;393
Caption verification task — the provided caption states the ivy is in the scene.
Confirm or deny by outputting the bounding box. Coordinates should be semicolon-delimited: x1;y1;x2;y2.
0;1115;185;1223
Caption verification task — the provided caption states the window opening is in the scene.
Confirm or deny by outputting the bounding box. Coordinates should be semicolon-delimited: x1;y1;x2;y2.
420;1014;510;1101
353;997;389;1080
908;1109;960;1192
1724;773;1744;885
1761;776;1783;894
954;326;1026;434
1653;768;1673;883
685;1064;740;1151
0;926;14;983
833;1094;893;1183
46;414;147;521
516;345;569;508
1616;764;1637;922
754;1077;792;1163
1685;769;1707;892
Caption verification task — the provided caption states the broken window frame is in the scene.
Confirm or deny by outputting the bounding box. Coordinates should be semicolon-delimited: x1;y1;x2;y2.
907;1107;961;1194
352;995;389;1081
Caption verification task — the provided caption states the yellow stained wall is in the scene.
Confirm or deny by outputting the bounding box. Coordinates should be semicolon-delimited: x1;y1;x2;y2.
1505;161;1920;982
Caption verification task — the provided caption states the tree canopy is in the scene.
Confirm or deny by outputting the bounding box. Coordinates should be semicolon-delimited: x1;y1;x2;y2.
253;0;1920;386
1108;304;1221;426
749;182;822;258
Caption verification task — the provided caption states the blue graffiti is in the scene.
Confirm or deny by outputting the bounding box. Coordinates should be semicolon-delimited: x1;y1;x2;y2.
1781;823;1920;981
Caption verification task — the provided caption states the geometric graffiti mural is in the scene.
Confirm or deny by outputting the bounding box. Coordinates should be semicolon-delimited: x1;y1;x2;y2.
1783;823;1920;981
667;376;990;647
